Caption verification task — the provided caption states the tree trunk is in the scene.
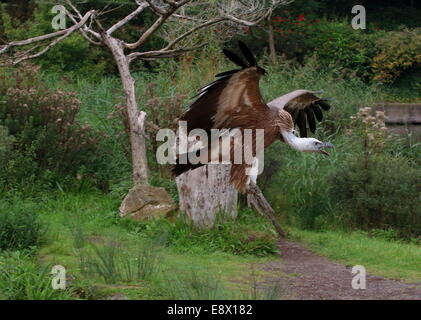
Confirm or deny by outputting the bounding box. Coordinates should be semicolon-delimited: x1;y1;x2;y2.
104;36;149;185
176;165;238;228
103;35;176;221
268;15;276;65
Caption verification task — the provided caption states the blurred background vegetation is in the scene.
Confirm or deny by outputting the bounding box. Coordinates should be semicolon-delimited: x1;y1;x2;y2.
0;0;420;299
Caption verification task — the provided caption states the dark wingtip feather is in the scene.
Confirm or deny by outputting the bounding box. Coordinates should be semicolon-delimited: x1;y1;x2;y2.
311;105;323;122
317;100;331;111
305;108;317;134
223;49;247;68
238;40;257;67
298;110;308;137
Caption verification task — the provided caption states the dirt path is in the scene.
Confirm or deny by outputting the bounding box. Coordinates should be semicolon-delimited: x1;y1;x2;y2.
260;240;421;300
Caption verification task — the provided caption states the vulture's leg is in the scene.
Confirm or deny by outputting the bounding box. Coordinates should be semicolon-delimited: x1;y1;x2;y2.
246;181;286;238
246;193;263;216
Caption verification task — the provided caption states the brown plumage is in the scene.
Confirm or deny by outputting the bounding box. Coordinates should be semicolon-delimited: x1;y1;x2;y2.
172;41;332;192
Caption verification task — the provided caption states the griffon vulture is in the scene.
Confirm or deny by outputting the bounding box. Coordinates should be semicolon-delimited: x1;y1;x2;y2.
172;41;333;192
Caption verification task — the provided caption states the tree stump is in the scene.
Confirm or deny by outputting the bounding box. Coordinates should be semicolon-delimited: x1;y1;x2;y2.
176;164;238;228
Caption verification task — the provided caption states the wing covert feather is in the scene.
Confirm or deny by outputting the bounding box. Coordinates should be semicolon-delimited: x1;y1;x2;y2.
180;67;269;133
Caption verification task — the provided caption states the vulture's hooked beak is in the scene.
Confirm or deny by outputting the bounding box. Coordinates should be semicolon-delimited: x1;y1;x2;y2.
319;142;334;156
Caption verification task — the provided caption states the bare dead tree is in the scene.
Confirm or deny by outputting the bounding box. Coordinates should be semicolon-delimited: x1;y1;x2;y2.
0;0;288;220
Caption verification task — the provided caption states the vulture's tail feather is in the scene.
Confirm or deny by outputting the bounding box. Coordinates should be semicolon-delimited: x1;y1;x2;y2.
222;49;247;68
238;40;257;67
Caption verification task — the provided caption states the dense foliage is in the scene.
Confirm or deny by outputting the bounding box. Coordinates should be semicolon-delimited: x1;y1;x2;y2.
0;64;116;190
372;28;421;83
0;200;45;251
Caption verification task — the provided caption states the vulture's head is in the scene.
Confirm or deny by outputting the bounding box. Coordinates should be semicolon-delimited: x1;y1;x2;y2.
299;137;334;156
281;129;334;156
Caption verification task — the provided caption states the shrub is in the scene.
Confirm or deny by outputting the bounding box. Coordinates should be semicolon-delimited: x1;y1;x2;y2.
268;10;321;62
369;228;400;242
0;64;105;188
0;201;45;251
371;28;421;83
329;107;421;237
308;19;381;81
329;153;421;237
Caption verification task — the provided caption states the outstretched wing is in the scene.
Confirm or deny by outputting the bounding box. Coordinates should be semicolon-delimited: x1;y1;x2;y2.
284;92;332;137
173;41;270;180
180;41;268;134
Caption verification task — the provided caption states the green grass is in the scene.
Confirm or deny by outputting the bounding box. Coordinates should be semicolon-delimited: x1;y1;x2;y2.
0;250;74;300
23;191;279;300
290;228;421;282
3;190;416;300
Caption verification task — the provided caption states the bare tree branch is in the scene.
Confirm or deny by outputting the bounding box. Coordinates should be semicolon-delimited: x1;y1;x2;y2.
98;3;126;17
124;0;192;49
0;10;96;62
127;43;205;62
170;13;206;23
218;0;283;26
143;0;166;16
65;0;83;19
124;15;171;49
63;0;102;41
126;0;286;63
107;2;150;35
63;7;102;45
222;9;272;27
161;17;225;51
